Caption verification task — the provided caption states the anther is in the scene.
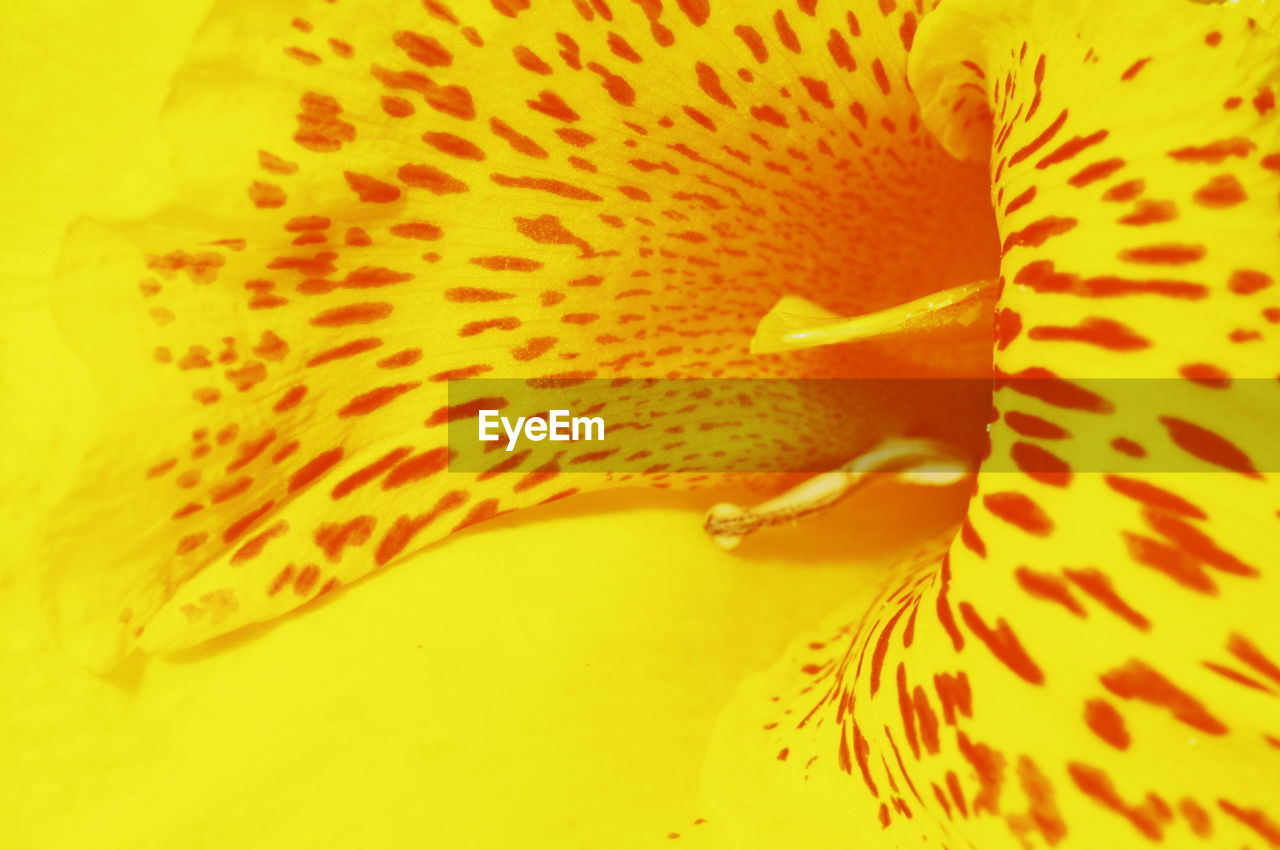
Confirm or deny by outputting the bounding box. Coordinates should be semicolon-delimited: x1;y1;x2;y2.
749;279;997;355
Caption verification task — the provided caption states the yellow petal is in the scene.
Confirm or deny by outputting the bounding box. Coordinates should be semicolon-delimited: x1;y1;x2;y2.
42;0;1003;665
711;0;1280;847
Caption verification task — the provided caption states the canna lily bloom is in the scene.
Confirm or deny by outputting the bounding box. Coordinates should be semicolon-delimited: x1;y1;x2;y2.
4;0;1280;847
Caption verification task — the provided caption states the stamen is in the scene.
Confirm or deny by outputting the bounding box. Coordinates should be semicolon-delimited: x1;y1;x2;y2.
704;438;970;550
749;279;997;354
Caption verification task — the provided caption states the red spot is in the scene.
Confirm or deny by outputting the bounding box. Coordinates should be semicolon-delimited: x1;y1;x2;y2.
526;371;596;389
1160;416;1260;477
1003;186;1036;216
1121;240;1198;263
852;724;878;794
445;287;515;302
1255;88;1277;116
249;181;286;208
146;458;177;479
383;447;453;489
488;117;548;159
259;150;298;174
1084;699;1130;749
1068;158;1125;187
337;382;421;417
289;448;344;493
454;497;502;531
293;564;321;595
526;89;580;122
1002;216;1076;251
956;731;1006;814
1120;57;1151;81
310;302;394;327
429;364;491;381
1064;568;1149;630
314;515;376;563
1017;757;1067;844
490;173;602;201
607;33;642;63
827;30;854;71
419;134;483;166
331;447;413;499
392;30;452;66
460;317;521;336
1010;442;1072;487
1193;174;1246;208
381;96;414;117
799;76;834;110
999;367;1113;413
1124;532;1217;593
935;554;965;651
491;0;531;17
1004;411;1068;440
267;565;294;596
230;521;289;565
1014;567;1084;616
913;686;939;754
1229;269;1272;295
513;336;557;361
344;171;402;203
1167;137;1255;163
1179;363;1231;388
934;671;972;726
1067;763;1163;839
514;456;561;493
398;163;468;194
294;93;356;153
960;517;987;557
1104;475;1205;519
470;256;542;272
1179;799;1212;837
734;24;768;62
870;59;891;95
869;604;909;696
1228;633;1280;688
1037;130;1107;169
1101;660;1228;735
1028;317;1150;351
1204;30;1222;46
1219;801;1280;846
750;105;788;127
1010;110;1068;166
210;475;253;504
959;602;1044;684
896;663;920;759
1144;509;1258;577
983;491;1053;536
512;45;553;76
273;386;308;414
1111;437;1146;458
1119;199;1177;226
222;500;277;543
772;9;801;53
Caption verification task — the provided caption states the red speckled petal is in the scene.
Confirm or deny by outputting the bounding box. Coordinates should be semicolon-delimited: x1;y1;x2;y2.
45;0;999;666
710;1;1280;847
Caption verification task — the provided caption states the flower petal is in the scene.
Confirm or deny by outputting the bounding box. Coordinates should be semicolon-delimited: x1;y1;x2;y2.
44;0;999;666
710;1;1280;846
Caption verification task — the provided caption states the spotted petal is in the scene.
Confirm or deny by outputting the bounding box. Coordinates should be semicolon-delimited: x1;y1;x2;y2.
45;0;1000;667
709;1;1280;847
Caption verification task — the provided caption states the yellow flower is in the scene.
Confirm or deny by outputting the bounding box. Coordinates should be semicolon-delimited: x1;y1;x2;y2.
3;0;1278;848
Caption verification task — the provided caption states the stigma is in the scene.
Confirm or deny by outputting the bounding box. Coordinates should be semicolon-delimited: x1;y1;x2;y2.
704;438;970;550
